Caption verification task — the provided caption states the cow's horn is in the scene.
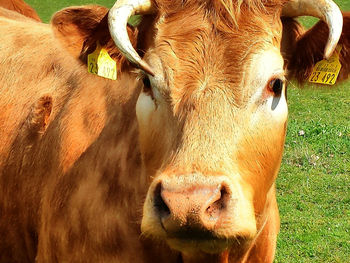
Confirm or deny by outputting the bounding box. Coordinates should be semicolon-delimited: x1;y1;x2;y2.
282;0;343;59
108;0;155;75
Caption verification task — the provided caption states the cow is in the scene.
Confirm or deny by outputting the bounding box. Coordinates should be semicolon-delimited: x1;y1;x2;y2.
0;0;41;21
0;0;349;262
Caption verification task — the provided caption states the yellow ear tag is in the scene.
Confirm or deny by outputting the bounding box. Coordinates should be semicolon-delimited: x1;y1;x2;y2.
87;42;117;80
308;45;342;85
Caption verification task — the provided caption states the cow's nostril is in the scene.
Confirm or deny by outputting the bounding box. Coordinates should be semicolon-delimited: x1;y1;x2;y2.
154;183;170;218
205;184;230;220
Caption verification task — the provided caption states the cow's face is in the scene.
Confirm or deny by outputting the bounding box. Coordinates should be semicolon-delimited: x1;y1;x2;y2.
135;2;287;256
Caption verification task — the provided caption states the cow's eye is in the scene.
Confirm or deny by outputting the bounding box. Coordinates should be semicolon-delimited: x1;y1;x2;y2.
142;76;155;100
268;78;284;97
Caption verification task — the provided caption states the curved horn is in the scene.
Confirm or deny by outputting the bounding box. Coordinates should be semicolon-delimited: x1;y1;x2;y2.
108;0;155;75
282;0;343;59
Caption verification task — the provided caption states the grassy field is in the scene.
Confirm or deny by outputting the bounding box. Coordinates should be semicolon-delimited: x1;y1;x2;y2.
26;0;350;262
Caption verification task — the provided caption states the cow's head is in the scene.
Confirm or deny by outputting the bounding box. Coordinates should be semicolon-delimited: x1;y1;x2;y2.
107;0;342;260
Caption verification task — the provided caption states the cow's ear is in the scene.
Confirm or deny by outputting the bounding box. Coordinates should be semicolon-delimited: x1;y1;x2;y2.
285;13;350;84
51;5;138;70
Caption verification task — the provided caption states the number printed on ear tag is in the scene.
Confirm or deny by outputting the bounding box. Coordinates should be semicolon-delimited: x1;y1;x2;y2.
308;46;342;85
87;42;117;80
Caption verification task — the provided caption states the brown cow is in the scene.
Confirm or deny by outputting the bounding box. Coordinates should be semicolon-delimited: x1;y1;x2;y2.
0;0;349;262
0;0;41;21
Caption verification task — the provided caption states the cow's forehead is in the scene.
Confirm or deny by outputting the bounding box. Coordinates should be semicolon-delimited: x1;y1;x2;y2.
154;0;285;21
152;1;283;68
147;5;283;108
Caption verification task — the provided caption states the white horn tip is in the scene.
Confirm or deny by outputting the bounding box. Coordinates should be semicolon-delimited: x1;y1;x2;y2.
139;60;155;76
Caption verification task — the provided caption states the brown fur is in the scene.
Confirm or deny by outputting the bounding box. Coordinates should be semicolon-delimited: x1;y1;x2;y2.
155;0;287;29
0;1;349;263
0;0;41;21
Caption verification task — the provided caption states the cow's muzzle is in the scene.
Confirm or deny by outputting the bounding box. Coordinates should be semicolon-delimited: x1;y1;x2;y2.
141;173;257;254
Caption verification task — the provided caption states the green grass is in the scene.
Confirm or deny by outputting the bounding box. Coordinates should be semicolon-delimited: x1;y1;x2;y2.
275;84;350;263
276;0;350;261
26;0;115;22
25;0;350;262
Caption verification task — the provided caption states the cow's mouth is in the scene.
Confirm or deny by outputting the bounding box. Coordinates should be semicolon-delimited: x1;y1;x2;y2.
167;237;229;254
179;250;230;263
165;231;252;255
177;250;231;263
168;236;250;263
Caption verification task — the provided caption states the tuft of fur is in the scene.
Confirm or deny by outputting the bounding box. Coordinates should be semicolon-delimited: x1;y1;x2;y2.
153;0;286;31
